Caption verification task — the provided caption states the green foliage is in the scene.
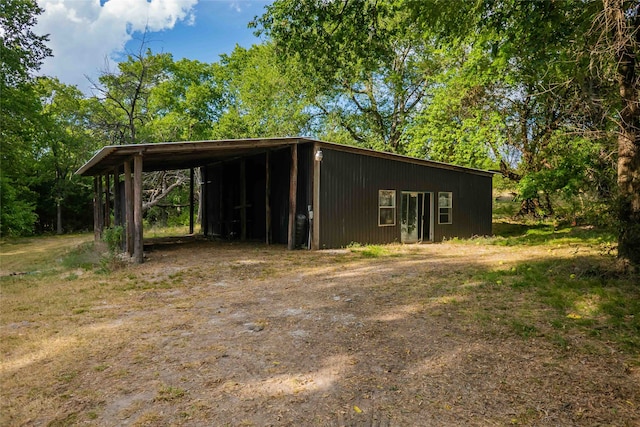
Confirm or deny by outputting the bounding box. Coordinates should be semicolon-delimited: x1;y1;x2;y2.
0;0;52;86
255;0;437;152
347;243;389;258
0;0;52;236
404;67;500;169
516;136;600;200
0;175;38;236
1;0;632;253
102;226;124;254
148;58;223;141
212;44;312;139
90;48;173;145
32;77;98;233
0;5;97;236
254;0;621;232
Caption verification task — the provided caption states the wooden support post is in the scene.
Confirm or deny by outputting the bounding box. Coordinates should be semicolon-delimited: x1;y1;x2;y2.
97;174;104;239
218;171;224;237
133;154;144;264
104;173;111;228
265;151;271;245
201;167;208;237
113;167;121;227
197;168;203;231
93;177;100;242
240;158;247;241
124;160;134;256
287;144;298;250
312;144;321;250
189;167;195;235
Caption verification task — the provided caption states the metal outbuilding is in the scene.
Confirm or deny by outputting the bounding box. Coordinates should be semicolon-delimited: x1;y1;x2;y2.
77;137;494;262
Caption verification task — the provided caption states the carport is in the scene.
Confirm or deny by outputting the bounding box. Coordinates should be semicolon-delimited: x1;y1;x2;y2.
76;138;311;263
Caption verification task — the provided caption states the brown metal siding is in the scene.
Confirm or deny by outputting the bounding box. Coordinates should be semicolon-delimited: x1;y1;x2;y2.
318;147;492;248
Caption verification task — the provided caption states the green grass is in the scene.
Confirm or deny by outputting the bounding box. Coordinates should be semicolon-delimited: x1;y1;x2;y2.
488;222;616;246
155;385;187;402
347;243;391;258
144;224;200;238
359;245;388;258
0;233;93;274
472;252;640;353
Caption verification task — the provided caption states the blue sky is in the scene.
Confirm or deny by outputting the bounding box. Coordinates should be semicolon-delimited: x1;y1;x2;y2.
36;0;272;95
125;1;271;63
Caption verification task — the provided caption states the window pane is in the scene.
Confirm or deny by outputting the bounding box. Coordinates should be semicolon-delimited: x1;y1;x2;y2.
379;207;395;225
438;192;451;208
379;190;395;207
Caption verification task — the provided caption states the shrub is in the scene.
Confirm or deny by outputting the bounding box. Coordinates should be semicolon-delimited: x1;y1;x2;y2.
102;226;124;253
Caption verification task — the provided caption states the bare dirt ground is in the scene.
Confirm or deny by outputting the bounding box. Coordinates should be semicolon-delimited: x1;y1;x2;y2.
1;238;639;426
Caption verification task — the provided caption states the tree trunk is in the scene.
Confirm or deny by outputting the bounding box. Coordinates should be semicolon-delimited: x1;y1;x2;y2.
606;0;640;266
617;127;640;265
56;199;62;235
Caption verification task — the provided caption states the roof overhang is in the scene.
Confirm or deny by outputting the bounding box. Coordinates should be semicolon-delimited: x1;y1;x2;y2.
76;137;305;176
76;136;496;178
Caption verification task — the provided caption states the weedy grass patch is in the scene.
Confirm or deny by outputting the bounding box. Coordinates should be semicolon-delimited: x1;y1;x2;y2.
61;241;104;270
466;235;640;354
347;242;398;258
0;234;92;275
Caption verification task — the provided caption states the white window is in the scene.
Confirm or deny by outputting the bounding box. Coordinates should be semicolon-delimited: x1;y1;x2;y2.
438;192;452;224
378;190;396;226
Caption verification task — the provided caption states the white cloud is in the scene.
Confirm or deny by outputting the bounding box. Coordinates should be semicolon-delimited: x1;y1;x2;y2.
229;1;243;13
35;0;198;95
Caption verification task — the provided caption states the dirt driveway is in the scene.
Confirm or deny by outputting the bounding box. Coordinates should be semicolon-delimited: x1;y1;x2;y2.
1;239;639;426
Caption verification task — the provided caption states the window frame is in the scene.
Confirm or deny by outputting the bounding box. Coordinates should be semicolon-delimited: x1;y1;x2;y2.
378;189;396;227
438;192;453;225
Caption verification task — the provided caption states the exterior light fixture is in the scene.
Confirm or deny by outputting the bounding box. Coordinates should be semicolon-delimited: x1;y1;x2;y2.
315;150;323;162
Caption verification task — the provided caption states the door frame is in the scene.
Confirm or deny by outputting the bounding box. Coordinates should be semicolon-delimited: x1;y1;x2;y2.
400;191;434;243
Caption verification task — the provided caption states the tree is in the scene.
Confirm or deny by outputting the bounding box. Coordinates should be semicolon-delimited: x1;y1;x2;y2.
406;0;605;217
212;43;313;139
90;46;173;145
0;0;52;236
0;0;51;85
597;0;640;265
148;58;223;141
34;77;97;233
88;46;187;214
254;0;437;153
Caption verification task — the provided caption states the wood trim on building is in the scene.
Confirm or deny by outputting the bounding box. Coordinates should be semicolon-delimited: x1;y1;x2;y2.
287;144;298;250
265;151;271;245
124;160;134;256
113;166;121;227
312;143;321;250
133;154;144;264
189;168;194;235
